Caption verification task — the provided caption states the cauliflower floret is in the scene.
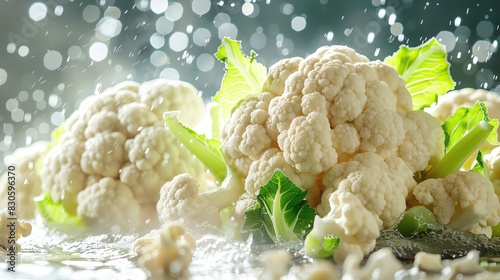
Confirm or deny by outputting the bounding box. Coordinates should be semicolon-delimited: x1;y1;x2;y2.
41;79;209;231
409;170;500;236
132;223;196;279
0;141;49;219
245;148;316;203
320;152;415;228
0;209;32;253
399;110;445;172
76;177;145;231
156;174;221;229
222;92;277;177
279;112;338;174
307;191;380;263
259;249;293;279
343;247;403;280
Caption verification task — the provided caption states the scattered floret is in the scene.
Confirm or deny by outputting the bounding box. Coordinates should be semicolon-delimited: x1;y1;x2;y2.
131;223;196;279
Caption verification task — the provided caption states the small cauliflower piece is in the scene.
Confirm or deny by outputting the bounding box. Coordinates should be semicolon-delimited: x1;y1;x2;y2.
302;261;339;280
442;250;484;279
259;249;292;280
40;79;209;231
410;170;500;235
132;223;196;279
0;141;49;219
413;251;443;272
0;209;32;253
306;192;380;263
343;248;403;280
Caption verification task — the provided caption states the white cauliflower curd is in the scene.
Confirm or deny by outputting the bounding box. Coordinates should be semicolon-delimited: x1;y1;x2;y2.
40;79;209;231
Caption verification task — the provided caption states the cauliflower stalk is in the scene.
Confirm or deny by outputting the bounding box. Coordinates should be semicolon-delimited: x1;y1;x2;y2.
37;79;209;231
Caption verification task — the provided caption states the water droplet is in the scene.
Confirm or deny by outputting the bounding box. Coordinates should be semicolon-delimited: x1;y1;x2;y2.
242;2;254;16
156;17;174;35
436;31;456;52
150;50;169;67
390;22;403;36
0;69;7;86
151;0;168;14
218;22;238;39
44;50;63;71
160;68;180;80
193;28;211;46
83;5;101;23
192;0;211;16
388;13;396;25
18;46;29;57
29;2;48;22
89;42;108;62
291;16;307;32
169;32;189;52
477;20;494;39
196;53;215;72
165;2;183;21
150;33;165;49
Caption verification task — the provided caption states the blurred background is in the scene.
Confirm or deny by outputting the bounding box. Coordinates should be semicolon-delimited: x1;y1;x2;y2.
1;0;499;169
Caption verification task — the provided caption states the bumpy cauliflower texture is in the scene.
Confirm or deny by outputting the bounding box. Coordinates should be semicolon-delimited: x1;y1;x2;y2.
41;79;208;231
222;45;444;201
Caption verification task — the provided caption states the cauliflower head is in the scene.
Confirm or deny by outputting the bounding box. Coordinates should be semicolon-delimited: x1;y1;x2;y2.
221;45;444;207
40;79;208;231
132;223;196;279
0;141;49;219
